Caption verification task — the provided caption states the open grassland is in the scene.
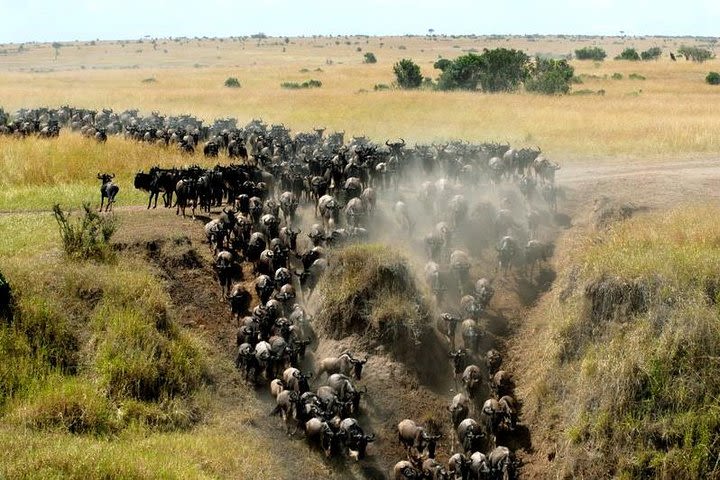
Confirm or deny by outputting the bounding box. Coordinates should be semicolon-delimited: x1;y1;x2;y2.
516;206;720;479
0;134;221;210
0;35;719;158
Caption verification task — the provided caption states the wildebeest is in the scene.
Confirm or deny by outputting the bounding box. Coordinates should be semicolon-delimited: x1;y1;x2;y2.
485;349;503;378
318;194;342;232
316;352;368;380
462;364;483;399
449;392;471;429
488;446;514;480
457;418;486;454
496;236;517;276
393;460;423;480
97;173;119;212
305;417;339;458
397;419;442;458
450;250;471;295
339;417;375;461
524;239;554;277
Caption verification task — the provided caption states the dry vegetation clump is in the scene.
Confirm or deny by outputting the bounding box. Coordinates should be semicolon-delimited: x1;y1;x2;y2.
517;205;720;479
313;244;434;358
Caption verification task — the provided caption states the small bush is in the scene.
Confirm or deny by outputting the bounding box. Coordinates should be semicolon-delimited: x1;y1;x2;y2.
611;72;623;80
575;46;607;61
640;47;662;60
13;377;119;434
679;45;715;62
615;48;641;61
280;79;322;89
706;72;720;85
224;77;241;88
141;77;156;83
629;73;646;80
570;89;605;96
363;52;377;64
433;58;452;71
393;58;423;89
52;204;116;261
374;83;391;91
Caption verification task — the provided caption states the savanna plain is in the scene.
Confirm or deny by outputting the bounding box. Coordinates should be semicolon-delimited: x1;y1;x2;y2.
1;34;719;479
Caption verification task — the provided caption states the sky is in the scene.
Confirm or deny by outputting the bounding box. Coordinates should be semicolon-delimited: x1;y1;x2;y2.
0;0;718;43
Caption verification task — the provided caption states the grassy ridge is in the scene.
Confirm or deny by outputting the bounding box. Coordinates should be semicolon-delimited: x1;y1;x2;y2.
0;211;334;479
518;206;720;479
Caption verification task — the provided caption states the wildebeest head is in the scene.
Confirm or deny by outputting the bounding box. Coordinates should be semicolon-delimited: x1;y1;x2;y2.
449;349;468;374
292;369;313;393
349;432;375;461
350;354;369;380
424;433;442;459
97;172;115;184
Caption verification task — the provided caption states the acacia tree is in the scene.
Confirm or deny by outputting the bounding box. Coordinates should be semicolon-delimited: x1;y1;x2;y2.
52;42;62;59
476;48;530;92
525;59;575;94
393;58;422;89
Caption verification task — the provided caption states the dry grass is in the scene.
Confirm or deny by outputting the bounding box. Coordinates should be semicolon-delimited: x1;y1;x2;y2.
516;205;720;479
0;35;718;158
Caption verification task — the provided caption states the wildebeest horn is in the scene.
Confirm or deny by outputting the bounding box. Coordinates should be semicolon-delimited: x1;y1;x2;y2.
399;138;405;146
292;370;300;378
385;140;391;147
96;172;102;179
110;173;115;178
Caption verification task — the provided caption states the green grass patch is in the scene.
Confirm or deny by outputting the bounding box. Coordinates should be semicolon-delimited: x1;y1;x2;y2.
520;205;720;479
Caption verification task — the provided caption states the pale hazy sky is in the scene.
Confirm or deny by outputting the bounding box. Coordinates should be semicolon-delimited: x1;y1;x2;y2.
1;0;718;43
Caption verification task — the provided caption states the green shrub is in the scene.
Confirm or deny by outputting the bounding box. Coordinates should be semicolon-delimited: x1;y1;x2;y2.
393;58;423;89
52;204;116;261
706;72;720;85
433;58;452;71
94;307;206;401
363;52;377;64
374;83;391;91
525;58;575;95
223;77;240;88
611;72;623;80
436;53;484;90
280;79;322;89
640;47;662;60
629;73;646;80
615;48;640;61
13;376;119;434
575;46;607;61
679;45;715;62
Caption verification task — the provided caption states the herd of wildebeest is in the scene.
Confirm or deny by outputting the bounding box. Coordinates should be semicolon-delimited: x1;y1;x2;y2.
3;106;563;479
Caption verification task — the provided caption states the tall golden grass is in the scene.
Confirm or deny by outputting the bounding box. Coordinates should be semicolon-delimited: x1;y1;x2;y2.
0;35;719;159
